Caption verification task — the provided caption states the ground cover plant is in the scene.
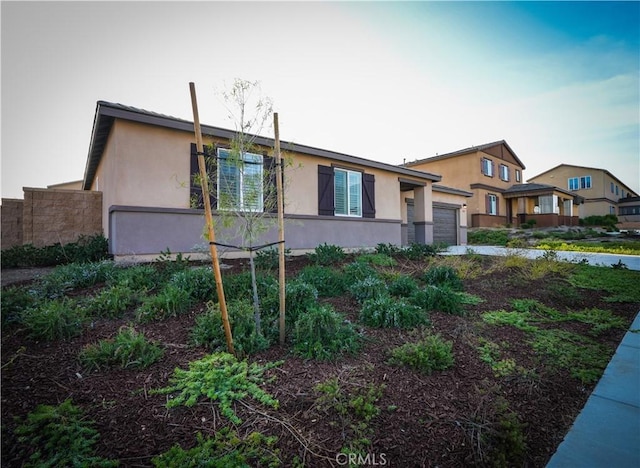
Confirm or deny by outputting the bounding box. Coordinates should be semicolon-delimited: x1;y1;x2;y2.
2;248;639;467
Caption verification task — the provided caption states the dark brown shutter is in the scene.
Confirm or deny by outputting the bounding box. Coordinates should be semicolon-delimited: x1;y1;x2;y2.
485;194;490;214
263;155;278;213
318;165;334;216
190;143;216;209
480;158;484;174
362;173;375;218
496;196;500;216
491;160;495;177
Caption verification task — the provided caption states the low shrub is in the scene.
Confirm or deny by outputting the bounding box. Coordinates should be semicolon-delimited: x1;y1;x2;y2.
299;265;345;297
468;229;509;246
349;276;388;303
255;246;291;271
387;274;419;297
388;334;454;374
341;262;379;288
307;243;346;265
14;399;117;467
293;304;362;360
79;326;164;370
135;284;192;323
88;285;137;318
109;264;163;292
1;234;110;269
375;243;402;257
170;267;216;302
359;296;429;328
355;253;397;267
191;299;270;357
423;265;464;291
33;261;118;299
283;280;318;324
151;352;281;424
22;298;86;340
410;285;465;315
400;243;440;260
1;286;36;325
152;429;280;468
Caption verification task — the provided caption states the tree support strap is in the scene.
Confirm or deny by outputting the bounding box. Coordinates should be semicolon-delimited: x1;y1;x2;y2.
209;240;285;252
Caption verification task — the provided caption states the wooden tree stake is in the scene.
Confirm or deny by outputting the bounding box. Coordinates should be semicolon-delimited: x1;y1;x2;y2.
274;113;286;345
189;82;234;355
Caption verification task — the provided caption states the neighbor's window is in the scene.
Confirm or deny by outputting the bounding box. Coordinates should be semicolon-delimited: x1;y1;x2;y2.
334;168;362;216
615;185;619;196
499;164;509;182
217;148;263;212
481;158;494;177
580;176;592;189
611;182;615;193
515;169;521;182
568;177;579;191
487;194;498;215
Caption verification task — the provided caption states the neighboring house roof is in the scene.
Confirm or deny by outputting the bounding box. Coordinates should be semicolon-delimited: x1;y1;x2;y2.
527;164;639;197
503;183;584;203
83;101;442;190
403;140;526;170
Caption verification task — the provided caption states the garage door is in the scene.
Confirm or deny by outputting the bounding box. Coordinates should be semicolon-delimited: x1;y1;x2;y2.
433;207;457;245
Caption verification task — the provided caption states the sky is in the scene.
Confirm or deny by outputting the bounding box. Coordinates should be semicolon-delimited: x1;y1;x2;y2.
2;0;639;200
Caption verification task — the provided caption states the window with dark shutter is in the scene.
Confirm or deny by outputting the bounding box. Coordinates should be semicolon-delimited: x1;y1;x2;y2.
318;165;334;216
190;143;217;209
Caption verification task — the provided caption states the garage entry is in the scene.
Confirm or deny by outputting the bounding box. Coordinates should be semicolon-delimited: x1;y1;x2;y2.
433;206;458;245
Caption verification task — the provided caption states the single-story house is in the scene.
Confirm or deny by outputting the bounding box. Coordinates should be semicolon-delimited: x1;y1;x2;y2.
83;101;472;261
502;183;582;227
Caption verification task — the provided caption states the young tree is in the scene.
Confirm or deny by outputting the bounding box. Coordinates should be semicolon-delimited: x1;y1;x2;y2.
211;79;277;336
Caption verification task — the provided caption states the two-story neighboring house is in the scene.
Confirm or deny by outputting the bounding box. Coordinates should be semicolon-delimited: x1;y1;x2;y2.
528;164;639;219
404;140;527;227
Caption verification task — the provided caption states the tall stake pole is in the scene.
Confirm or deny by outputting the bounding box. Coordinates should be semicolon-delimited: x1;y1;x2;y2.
189;82;234;355
274;113;286;345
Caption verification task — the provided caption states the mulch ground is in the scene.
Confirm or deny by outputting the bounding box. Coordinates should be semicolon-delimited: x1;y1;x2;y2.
1;255;638;467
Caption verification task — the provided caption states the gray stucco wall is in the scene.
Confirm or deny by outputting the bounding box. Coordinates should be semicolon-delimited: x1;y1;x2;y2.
108;206;402;258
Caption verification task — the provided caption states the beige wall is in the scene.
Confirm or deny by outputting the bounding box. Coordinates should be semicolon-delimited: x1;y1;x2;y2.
1;198;24;249
21;188;102;248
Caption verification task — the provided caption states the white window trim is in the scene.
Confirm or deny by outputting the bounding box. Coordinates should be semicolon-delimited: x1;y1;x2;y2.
488;194;498;215
217;148;264;212
482;158;494;177
334;168;362;217
499;164;510;182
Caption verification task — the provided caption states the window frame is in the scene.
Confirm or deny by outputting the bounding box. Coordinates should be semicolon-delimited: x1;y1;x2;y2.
487;193;498;215
334;167;363;217
499;164;510;182
217;147;264;212
568;177;579;191
481;158;494;177
515;169;521;182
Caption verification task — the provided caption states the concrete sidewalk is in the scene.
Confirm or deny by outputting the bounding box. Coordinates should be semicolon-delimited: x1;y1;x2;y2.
443;245;640;271
546;312;640;467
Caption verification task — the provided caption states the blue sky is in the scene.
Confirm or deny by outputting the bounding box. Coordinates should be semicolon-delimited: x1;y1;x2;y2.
2;1;639;199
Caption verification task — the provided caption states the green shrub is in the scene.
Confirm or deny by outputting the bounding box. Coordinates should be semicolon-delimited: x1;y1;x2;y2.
22;298;86;340
423;265;463;291
387;274;419;298
375;243;402;257
359;296;429;328
14;399;118;467
1;286;36;325
151;352;281;424
191;300;270;356
152;429;280;468
283;280;318;324
341;261;379;288
135;284;192;323
299;265;345;297
255;246;291;271
400;243;440;260
33;261;118;300
293;304;362;360
389;334;454;374
109;264;163;292
307;243;346;265
580;214;618;228
349;276;388;303
79;326;164;371
154;249;191;281
1;234;110;269
410;285;465;315
170;267;216;301
468;229;509;246
222;271;278;302
355;253;397;267
87;285;137;318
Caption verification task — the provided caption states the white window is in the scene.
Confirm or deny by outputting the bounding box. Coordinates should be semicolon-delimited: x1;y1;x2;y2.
515;169;521;182
334;168;362;217
563;199;573;216
488;194;497;215
217;148;263;212
499;164;510;182
481;158;494;177
610;206;616;215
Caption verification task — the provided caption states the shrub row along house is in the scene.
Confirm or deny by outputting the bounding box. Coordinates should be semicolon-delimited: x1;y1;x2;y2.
3;100;637;258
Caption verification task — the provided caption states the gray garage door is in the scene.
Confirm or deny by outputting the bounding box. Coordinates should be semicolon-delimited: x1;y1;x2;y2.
433;207;457;245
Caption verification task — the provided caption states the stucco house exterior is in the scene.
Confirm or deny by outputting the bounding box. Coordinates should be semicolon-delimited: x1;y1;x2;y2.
404;141;528;227
527;164;639;219
83;101;471;260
